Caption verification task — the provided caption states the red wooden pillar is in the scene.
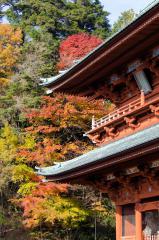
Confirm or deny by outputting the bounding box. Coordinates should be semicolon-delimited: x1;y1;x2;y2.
116;205;122;240
135;204;142;240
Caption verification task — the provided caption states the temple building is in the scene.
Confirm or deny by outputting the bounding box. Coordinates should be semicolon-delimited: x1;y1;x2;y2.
37;2;159;240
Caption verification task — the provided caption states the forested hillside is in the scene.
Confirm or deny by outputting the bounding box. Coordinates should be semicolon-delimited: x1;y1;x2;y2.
0;1;136;239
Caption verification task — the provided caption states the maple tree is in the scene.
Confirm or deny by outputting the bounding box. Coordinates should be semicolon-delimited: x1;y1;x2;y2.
0;24;22;85
18;183;89;229
9;93;114;238
17;94;112;165
0;123;90;237
57;33;103;70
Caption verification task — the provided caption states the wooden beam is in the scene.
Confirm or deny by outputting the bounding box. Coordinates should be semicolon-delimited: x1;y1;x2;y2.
135;204;142;240
136;201;159;212
116;205;122;240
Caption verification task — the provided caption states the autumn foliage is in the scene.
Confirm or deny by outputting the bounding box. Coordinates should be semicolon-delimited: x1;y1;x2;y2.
57;33;103;70
11;94;112;229
17;94;111;165
19;182;70;228
0;2;115;238
0;24;22;85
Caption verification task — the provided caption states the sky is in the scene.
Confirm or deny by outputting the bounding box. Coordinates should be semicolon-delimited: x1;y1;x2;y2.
101;0;156;24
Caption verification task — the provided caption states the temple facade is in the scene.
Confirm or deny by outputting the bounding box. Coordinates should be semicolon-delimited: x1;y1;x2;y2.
38;2;159;240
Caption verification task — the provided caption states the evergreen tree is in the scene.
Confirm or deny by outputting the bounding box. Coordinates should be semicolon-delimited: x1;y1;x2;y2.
66;0;110;38
1;0;110;39
111;9;136;35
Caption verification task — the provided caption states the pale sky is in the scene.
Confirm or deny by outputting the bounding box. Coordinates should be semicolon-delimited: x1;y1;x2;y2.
101;0;156;24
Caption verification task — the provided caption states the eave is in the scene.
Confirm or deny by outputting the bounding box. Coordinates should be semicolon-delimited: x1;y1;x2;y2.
37;123;159;182
43;1;159;95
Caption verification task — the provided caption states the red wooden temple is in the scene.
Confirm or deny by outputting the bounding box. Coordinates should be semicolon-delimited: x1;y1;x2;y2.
38;2;159;239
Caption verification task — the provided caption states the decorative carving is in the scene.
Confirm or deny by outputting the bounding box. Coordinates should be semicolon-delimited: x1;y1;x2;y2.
89;166;159;205
104;127;119;138
139;165;156;186
124;116;140;129
87;133;104;144
150;105;159;117
108;173;137;203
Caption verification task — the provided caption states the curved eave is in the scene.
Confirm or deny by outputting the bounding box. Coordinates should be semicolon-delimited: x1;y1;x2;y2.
43;1;159;94
37;123;159;181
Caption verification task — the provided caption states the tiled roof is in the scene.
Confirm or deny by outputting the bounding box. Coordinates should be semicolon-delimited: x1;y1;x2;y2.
41;0;159;88
37;123;159;177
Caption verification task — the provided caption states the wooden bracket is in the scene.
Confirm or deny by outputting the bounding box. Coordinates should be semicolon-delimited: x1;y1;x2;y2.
87;133;102;144
150;105;159;116
139;164;156;186
87;131;108;144
104;127;119;138
124;116;140;129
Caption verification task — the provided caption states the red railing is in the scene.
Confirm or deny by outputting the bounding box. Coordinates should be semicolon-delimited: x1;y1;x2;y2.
92;91;145;129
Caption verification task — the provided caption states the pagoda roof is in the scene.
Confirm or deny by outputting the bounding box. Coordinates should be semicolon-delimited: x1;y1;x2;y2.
41;1;159;95
37;123;159;181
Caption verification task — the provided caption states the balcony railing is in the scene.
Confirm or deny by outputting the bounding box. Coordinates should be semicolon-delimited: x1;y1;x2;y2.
92;91;145;130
